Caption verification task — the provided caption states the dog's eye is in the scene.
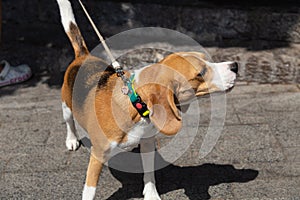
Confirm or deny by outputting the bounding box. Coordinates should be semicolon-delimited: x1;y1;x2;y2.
197;67;207;77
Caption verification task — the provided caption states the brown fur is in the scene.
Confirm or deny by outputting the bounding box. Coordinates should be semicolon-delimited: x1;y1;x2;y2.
86;154;103;187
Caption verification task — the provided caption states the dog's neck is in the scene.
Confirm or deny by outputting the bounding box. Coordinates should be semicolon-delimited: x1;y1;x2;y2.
133;65;151;85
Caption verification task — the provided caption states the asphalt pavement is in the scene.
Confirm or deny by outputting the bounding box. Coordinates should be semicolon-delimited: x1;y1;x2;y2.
0;82;299;200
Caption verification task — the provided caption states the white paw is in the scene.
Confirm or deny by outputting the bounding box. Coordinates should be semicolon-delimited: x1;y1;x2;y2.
143;182;161;200
82;184;96;200
66;137;79;151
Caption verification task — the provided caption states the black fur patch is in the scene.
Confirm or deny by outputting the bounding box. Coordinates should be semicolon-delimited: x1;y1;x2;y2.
98;66;116;88
69;22;88;56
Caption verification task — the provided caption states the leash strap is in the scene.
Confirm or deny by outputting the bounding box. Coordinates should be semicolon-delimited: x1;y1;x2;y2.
78;0;116;64
78;0;150;118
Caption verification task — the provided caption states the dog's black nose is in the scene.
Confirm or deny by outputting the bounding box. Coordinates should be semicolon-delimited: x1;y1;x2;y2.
229;62;239;74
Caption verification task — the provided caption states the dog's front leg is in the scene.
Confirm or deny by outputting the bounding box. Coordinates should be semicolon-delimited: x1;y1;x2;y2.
140;137;161;200
82;153;103;200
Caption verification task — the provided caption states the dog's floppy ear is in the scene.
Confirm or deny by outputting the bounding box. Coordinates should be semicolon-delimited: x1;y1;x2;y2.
146;85;182;136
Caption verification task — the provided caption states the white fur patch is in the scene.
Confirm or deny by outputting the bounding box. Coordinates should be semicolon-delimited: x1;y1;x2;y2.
62;102;79;151
134;65;150;84
119;119;156;151
110;141;118;149
108;119;158;159
56;0;77;32
62;102;72;122
143;182;161;200
82;184;96;200
206;61;236;91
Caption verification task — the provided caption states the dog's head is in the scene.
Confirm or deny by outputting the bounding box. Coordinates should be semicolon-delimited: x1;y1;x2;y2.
161;52;238;102
135;51;238;135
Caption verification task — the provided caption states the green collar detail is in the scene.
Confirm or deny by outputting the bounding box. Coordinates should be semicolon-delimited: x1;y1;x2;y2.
127;73;138;103
126;73;150;118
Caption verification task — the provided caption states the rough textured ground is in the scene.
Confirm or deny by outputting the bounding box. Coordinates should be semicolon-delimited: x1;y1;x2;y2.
0;1;299;199
0;82;299;199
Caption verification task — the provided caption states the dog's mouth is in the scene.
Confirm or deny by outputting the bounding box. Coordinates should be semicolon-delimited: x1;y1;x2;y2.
195;84;236;99
225;85;235;93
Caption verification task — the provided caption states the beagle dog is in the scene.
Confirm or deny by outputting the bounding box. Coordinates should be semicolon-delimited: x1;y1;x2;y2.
57;0;238;199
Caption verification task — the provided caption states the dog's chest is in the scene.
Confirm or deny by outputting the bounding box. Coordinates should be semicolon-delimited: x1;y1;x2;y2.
110;119;157;151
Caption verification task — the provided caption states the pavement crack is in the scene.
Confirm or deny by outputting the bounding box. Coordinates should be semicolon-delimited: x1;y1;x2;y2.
1;157;13;181
42;130;51;144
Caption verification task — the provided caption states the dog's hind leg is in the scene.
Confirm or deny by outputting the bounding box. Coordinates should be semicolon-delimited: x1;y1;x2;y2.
62;102;79;151
140;137;161;200
82;153;103;200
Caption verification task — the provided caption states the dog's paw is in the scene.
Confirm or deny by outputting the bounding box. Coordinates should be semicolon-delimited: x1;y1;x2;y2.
66;137;80;151
143;182;161;200
82;184;96;200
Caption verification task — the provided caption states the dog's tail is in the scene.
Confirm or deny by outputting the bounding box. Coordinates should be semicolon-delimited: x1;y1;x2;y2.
57;0;88;57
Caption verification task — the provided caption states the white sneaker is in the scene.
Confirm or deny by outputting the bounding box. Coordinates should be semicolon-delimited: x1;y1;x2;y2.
0;60;32;87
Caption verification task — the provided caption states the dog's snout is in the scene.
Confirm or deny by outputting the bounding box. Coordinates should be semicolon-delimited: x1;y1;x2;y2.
229;62;239;74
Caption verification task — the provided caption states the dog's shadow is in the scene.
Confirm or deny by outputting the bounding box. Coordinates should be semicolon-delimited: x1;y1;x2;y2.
106;148;258;200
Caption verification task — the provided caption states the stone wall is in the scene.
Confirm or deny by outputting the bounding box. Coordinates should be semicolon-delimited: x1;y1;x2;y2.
1;0;299;84
4;0;300;46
